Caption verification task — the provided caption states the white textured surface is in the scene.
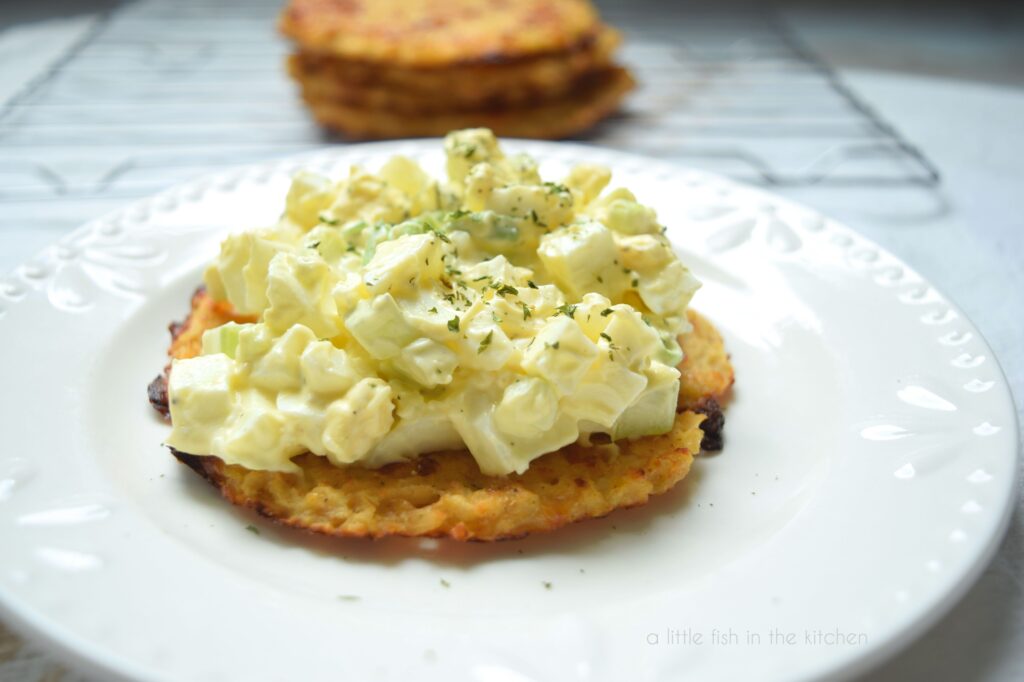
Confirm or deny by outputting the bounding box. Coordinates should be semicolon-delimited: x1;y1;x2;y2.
809;72;1024;682
0;141;1018;682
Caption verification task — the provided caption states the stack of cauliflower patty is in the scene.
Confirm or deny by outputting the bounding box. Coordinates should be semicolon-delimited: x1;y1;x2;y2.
149;130;733;541
280;0;635;139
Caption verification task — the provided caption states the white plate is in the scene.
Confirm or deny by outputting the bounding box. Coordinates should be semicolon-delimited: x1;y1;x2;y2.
0;141;1017;682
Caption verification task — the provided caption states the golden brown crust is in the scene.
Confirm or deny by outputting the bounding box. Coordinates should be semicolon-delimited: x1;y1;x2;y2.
678;310;735;408
299;66;635;140
172;412;704;541
287;27;620;110
279;0;601;67
156;290;731;541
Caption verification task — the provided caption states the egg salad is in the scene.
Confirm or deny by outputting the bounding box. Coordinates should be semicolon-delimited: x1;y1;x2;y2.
166;129;701;476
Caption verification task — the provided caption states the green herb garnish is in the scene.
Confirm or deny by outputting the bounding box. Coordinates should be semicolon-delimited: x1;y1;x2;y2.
478;330;493;354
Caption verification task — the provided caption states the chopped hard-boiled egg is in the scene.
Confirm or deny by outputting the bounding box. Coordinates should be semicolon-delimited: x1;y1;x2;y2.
166;129;701;476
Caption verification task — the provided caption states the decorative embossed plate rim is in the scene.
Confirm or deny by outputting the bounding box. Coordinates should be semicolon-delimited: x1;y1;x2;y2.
0;141;1018;682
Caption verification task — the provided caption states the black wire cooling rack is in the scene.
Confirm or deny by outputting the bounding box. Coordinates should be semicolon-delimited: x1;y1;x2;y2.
0;0;940;234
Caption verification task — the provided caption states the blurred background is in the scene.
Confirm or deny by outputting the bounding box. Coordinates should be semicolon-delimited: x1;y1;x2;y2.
1;0;1021;680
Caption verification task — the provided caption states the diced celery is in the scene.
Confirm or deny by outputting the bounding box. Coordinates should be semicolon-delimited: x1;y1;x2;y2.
447;211;520;253
345;294;418;359
388;219;428;238
361;223;389;264
612;376;680;440
659;334;685;367
489;217;520;241
341;220;368;242
201;322;244;359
